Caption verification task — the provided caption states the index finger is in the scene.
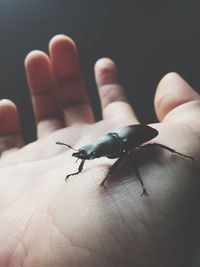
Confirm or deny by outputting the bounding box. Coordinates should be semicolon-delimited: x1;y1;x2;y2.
95;58;139;124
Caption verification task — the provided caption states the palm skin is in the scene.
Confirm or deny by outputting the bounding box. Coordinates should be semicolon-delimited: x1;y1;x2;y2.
0;35;200;267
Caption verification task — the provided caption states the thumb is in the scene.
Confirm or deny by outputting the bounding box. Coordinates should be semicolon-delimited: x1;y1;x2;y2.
154;72;200;125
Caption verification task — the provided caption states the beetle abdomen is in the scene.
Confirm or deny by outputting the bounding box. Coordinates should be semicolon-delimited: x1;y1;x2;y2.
110;124;158;151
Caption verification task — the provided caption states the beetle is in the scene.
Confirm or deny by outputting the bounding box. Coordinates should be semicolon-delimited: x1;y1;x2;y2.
56;124;194;195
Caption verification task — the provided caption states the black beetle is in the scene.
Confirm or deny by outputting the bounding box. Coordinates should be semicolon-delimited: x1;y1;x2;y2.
56;124;194;195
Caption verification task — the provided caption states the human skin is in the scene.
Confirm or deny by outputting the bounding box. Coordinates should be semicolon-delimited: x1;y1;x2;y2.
0;35;200;267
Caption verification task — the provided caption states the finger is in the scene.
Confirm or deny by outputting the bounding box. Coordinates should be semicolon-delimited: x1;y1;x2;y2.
95;58;139;123
155;72;200;123
25;50;64;138
49;35;94;125
0;99;23;156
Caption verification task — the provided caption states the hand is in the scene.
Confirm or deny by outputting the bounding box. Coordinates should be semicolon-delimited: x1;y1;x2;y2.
0;35;199;267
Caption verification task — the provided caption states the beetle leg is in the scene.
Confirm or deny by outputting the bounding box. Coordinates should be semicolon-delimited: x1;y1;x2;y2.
100;156;125;186
131;160;148;196
65;160;85;181
139;143;194;163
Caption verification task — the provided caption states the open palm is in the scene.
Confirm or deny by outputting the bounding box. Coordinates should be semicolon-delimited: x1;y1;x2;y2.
0;35;200;267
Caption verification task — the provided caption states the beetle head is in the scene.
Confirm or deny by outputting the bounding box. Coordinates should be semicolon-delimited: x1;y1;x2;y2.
72;145;97;160
72;150;89;160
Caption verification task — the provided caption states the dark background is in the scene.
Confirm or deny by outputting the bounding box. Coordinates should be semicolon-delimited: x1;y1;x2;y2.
0;0;200;145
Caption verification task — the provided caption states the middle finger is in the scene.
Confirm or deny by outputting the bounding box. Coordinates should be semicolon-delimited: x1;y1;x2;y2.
49;35;94;125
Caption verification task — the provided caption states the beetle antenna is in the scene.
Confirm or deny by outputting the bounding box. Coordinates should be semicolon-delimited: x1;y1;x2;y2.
56;142;78;151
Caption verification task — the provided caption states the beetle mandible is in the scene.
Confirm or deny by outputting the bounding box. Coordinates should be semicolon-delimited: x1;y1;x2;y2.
56;124;194;195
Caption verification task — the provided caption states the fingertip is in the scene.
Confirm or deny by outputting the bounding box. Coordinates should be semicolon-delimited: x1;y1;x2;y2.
0;99;18;116
156;72;187;97
95;57;116;70
25;50;53;95
94;58;120;87
48;34;76;52
24;50;49;68
49;34;79;79
0;98;16;107
155;72;200;121
0;99;21;135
